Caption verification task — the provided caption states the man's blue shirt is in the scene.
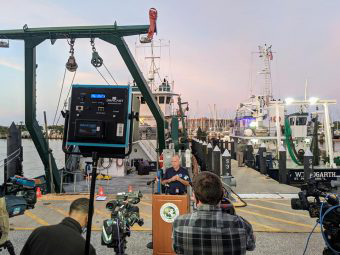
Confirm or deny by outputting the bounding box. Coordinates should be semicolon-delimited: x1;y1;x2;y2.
163;167;190;195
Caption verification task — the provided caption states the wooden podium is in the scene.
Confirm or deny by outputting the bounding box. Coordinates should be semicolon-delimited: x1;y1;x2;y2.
152;194;189;255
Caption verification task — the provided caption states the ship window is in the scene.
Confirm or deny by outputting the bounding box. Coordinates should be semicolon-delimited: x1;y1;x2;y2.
159;96;165;104
296;117;307;126
166;97;171;104
290;118;295;125
141;97;146;104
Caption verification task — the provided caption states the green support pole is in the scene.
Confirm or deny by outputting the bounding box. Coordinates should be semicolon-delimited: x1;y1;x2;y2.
25;38;61;193
171;116;179;152
177;97;188;149
100;35;166;153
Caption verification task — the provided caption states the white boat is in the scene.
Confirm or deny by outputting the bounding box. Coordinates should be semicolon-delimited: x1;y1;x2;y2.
231;44;338;169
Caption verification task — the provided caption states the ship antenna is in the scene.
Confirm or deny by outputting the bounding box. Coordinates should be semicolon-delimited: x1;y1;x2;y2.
258;44;274;100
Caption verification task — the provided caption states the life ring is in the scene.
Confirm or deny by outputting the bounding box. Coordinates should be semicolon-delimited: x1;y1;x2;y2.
159;153;164;169
271;116;282;122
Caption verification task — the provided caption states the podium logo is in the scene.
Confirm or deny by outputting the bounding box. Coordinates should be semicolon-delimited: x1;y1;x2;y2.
160;203;180;223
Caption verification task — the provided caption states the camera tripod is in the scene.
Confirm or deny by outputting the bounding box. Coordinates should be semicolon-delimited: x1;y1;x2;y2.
111;227;130;255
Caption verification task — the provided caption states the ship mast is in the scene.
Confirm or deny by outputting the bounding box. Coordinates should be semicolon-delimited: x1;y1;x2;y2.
145;41;160;92
136;39;171;92
258;44;273;101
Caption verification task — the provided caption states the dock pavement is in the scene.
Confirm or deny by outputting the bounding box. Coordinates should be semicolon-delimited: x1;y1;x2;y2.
7;160;327;254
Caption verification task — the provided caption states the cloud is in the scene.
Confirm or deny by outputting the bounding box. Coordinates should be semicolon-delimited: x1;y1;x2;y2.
1;0;340;124
0;1;86;28
0;59;23;71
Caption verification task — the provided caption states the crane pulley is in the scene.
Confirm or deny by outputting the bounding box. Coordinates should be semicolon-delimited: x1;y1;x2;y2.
66;38;78;72
90;38;103;68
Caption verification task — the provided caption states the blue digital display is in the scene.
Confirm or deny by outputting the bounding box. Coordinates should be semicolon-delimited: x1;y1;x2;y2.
91;94;106;99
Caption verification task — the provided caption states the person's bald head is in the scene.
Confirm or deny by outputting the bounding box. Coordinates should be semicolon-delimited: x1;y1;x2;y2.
171;155;181;170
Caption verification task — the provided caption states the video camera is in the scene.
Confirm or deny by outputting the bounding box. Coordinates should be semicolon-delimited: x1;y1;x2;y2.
0;176;37;255
291;179;340;254
1;176;37;217
101;191;144;255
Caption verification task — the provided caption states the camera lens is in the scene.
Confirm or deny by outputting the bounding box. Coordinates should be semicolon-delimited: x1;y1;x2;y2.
291;198;302;210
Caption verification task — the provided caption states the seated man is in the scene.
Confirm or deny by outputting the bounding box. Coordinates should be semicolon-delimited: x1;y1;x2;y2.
161;155;191;195
21;198;96;255
172;172;255;255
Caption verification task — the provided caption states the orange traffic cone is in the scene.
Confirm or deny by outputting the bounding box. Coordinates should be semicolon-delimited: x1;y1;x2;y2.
36;187;42;198
98;186;105;196
128;184;133;193
96;186;106;201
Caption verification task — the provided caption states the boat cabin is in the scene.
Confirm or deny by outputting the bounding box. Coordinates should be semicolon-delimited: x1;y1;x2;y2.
288;113;308;138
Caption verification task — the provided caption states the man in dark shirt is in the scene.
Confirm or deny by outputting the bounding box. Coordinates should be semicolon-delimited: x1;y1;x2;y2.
172;172;255;255
147;155;191;250
161;155;191;195
21;198;96;255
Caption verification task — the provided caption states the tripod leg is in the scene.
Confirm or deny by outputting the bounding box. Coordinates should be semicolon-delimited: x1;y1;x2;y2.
85;152;98;255
5;240;15;255
115;237;127;255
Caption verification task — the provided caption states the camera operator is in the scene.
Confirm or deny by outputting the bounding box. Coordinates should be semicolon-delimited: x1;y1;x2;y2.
21;198;96;255
172;172;255;255
159;155;191;195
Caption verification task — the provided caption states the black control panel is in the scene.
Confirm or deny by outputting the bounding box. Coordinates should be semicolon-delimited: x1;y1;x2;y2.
65;85;132;157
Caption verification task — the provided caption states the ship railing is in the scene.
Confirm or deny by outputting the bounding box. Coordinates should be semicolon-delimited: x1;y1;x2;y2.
59;168;114;194
59;168;88;194
0;148;21;168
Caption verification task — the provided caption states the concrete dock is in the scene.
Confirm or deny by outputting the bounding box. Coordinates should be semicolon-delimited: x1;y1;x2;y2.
7;160;327;254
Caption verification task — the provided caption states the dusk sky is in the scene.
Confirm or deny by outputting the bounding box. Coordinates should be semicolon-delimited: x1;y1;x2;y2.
1;0;340;126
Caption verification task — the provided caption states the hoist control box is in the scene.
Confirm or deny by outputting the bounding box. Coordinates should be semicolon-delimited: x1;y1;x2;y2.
65;84;132;157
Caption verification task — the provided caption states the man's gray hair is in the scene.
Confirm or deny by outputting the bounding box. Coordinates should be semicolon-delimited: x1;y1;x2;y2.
172;154;180;160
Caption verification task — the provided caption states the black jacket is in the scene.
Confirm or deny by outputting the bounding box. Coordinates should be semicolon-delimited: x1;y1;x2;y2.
21;217;96;255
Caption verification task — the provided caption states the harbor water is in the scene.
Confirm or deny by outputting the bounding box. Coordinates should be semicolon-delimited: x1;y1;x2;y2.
0;139;64;183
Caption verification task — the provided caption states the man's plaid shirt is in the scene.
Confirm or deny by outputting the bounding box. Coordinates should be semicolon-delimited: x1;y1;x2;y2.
172;204;256;255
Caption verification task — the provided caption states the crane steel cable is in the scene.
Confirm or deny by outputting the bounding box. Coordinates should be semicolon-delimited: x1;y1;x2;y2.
55;70;77;125
95;67;110;85
102;63;118;85
52;67;67;126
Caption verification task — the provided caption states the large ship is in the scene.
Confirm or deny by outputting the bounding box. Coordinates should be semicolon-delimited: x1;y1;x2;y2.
231;44;339;176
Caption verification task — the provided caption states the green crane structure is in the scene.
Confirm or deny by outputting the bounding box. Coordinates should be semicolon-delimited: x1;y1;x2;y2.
0;23;166;192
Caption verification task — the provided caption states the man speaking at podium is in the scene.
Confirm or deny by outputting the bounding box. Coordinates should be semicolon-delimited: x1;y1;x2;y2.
161;155;191;195
147;154;191;250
